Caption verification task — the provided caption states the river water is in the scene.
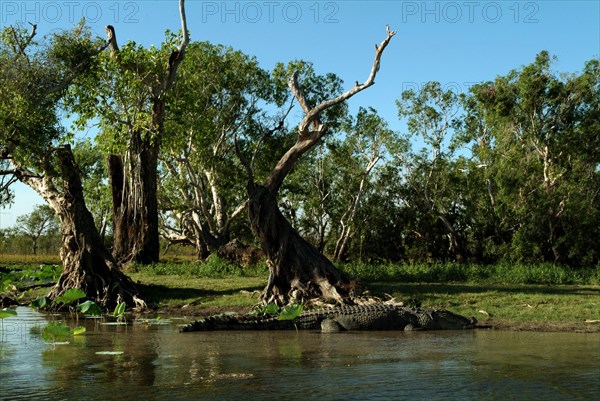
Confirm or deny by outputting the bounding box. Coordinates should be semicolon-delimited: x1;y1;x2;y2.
0;307;598;400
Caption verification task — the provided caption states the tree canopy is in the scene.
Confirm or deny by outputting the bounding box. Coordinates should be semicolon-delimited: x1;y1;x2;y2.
1;15;598;308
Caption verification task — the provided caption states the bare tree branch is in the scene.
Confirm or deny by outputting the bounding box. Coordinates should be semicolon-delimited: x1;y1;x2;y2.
162;0;190;93
294;25;397;135
266;25;396;194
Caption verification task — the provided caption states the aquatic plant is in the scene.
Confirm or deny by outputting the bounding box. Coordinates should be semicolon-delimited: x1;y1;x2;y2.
249;303;303;321
41;321;86;348
0;308;18;342
113;302;126;319
278;305;303;321
77;300;102;316
55;288;86;306
30;296;51;309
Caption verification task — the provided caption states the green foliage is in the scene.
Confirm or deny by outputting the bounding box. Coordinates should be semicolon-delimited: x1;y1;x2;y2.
72;326;86;336
72;139;112;237
0;308;18;319
55;288;86;305
13;206;60;255
0;265;60;292
30;296;51;309
77;300;102;316
278;304;303;321
130;255;268;278
113;302;126;318
0;22;104;168
159;41;281;256
41;322;71;342
338;262;600;286
249;303;303;321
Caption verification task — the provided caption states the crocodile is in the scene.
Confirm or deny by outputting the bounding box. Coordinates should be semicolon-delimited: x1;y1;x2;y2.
181;304;477;332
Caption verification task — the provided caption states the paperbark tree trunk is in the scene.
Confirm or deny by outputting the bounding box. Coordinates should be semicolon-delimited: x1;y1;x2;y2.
105;0;189;265
108;134;160;265
248;184;351;304
20;146;143;309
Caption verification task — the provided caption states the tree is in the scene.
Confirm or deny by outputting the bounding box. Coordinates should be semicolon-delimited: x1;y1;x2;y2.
330;107;397;262
465;53;600;265
159;41;273;259
396;82;469;261
281;142;336;254
0;22;142;308
14;205;59;255
283;107;401;261
70;0;189;265
238;26;396;304
73;139;112;241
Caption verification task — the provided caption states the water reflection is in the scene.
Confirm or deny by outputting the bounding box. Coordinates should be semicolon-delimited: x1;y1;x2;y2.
0;307;598;401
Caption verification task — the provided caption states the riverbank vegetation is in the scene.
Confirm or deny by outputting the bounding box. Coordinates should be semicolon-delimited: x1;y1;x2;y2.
2;258;598;331
1;0;598;309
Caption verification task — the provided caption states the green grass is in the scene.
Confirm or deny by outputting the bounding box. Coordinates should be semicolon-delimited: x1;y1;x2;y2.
125;255;268;309
2;255;599;331
129;274;265;309
366;282;600;331
339;261;600;286
126;254;269;278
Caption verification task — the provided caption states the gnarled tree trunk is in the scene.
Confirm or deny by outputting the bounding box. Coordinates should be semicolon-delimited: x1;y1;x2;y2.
248;184;350;304
20;146;143;309
239;26;396;304
105;0;189;265
108;133;160;265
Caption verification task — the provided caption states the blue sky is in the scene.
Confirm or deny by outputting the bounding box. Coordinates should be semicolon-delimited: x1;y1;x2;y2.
1;0;599;228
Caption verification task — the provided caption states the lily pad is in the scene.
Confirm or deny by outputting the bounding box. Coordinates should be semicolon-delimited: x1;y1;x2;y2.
0;308;18;319
113;302;126;318
77;300;102;316
55;288;86;305
42;322;71;341
30;296;51;309
72;326;86;336
264;303;279;315
278;305;303;321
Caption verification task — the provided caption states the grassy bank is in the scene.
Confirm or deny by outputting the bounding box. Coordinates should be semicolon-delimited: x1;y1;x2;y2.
2;256;599;331
339;261;600;286
125;259;600;331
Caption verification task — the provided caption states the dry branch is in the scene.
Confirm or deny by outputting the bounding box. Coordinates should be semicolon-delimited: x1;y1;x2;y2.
266;25;396;194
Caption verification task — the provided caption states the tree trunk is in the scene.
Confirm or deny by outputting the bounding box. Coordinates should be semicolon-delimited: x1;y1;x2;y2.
108;132;160;265
237;26;395;304
21;146;143;309
248;184;352;304
105;2;188;265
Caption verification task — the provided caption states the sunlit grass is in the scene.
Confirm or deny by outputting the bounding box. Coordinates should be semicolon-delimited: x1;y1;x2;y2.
3;253;599;331
0;253;61;265
339;261;600;286
367;282;600;331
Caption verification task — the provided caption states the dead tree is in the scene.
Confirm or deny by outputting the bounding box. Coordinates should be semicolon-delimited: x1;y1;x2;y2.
241;26;396;304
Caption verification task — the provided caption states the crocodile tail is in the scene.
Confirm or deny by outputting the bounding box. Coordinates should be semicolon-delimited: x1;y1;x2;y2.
181;315;294;331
